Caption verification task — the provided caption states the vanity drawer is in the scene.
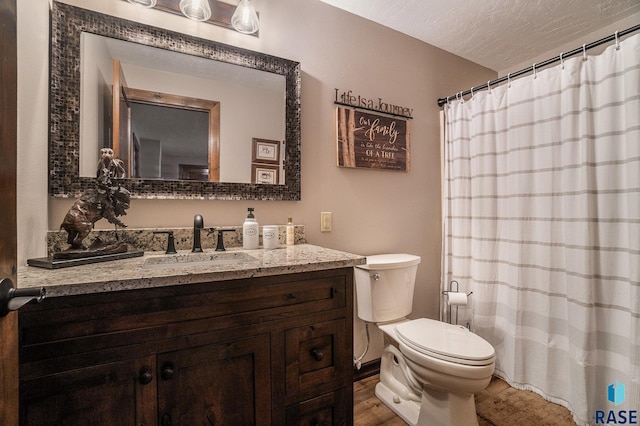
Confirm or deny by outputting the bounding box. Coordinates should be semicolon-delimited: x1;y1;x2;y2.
285;387;350;426
20;271;347;365
285;318;350;403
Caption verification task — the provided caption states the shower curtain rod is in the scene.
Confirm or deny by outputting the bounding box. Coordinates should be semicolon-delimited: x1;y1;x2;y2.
437;23;640;107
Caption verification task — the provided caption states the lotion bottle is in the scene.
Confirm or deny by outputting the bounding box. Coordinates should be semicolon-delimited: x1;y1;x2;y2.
243;208;259;249
286;217;295;245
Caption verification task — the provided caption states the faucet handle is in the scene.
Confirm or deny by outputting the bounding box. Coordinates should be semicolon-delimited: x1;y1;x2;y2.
213;228;235;252
153;231;177;254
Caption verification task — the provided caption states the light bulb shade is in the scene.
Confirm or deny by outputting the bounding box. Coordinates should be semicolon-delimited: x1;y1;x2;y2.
126;0;157;7
231;0;259;34
179;0;212;21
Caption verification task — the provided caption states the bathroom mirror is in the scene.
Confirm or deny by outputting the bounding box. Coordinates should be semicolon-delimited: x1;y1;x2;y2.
49;1;301;200
80;33;286;183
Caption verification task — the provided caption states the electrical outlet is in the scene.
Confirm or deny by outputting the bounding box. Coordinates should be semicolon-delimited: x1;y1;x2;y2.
321;212;332;232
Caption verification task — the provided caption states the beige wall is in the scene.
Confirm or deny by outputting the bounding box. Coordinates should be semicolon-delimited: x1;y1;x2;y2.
17;0;496;363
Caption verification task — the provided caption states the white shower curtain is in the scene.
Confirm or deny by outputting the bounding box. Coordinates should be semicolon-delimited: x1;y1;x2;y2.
443;34;639;425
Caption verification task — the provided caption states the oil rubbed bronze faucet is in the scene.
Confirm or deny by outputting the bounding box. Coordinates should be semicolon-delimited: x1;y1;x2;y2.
192;214;204;252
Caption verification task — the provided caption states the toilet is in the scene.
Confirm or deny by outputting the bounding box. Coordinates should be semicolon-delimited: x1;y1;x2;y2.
354;254;495;426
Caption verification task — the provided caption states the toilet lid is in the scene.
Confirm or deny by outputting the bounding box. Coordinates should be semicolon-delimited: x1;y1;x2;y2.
395;318;495;366
358;254;421;270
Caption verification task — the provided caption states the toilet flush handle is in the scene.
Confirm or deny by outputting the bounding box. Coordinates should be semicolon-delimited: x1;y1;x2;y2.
371;273;380;281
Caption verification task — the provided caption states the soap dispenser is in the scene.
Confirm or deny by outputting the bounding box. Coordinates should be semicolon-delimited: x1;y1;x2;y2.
243;208;259;249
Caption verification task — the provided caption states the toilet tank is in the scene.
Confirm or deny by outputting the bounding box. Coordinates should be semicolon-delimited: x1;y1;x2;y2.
354;254;421;323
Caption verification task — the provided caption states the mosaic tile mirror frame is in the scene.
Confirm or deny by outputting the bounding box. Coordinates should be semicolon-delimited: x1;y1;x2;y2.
49;1;301;201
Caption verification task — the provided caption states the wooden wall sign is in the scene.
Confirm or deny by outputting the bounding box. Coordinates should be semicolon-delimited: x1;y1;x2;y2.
336;107;411;171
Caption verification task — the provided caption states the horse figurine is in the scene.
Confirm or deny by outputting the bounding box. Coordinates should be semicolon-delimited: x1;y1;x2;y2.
60;148;131;251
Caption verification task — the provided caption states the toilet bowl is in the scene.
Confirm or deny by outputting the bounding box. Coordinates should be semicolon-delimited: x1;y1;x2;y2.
354;254;495;426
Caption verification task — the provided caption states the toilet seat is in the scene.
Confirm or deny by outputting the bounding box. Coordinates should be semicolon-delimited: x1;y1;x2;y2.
395;318;495;366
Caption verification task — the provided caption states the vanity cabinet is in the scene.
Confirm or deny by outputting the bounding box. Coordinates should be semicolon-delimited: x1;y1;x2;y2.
20;356;156;425
156;334;272;425
18;268;354;425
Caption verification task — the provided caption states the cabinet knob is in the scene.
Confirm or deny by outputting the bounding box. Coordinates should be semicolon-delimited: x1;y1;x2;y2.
311;348;324;361
138;369;153;385
161;363;175;380
161;413;172;426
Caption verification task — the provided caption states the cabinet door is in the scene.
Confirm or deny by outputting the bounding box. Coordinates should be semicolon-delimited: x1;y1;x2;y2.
157;334;271;426
20;356;156;426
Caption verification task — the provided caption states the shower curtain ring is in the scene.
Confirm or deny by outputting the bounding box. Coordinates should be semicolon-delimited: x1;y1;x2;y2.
507;73;512;88
487;80;491;94
560;52;564;69
583;43;588;61
615;31;620;50
532;63;537;79
470;86;474;99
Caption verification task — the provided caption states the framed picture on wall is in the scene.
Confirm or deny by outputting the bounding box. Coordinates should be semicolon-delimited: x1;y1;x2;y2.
252;138;280;164
251;164;279;184
336;107;411;172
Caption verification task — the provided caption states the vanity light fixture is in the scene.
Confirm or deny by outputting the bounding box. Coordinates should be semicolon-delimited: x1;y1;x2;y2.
126;0;157;7
231;0;259;34
122;0;258;36
179;0;212;22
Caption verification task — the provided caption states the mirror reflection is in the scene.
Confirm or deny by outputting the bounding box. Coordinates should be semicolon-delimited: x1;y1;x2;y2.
130;101;211;180
80;33;286;184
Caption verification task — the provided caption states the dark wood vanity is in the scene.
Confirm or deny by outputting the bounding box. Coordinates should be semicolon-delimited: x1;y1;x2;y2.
17;246;363;425
19;268;353;425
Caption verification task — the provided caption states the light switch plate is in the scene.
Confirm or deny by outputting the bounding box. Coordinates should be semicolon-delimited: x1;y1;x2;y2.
321;212;332;232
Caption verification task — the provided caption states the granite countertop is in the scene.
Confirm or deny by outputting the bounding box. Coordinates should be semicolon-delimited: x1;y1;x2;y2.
18;244;366;298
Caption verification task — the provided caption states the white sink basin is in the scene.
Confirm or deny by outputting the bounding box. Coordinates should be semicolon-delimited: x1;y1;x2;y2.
143;251;259;268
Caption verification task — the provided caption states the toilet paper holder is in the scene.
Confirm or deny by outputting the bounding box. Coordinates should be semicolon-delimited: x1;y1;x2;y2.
442;280;472;325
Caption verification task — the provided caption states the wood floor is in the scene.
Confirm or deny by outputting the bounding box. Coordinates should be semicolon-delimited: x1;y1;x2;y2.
354;374;577;426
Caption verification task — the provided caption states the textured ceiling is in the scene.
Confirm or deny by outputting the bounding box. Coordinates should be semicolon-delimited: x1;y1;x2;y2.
318;0;640;71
